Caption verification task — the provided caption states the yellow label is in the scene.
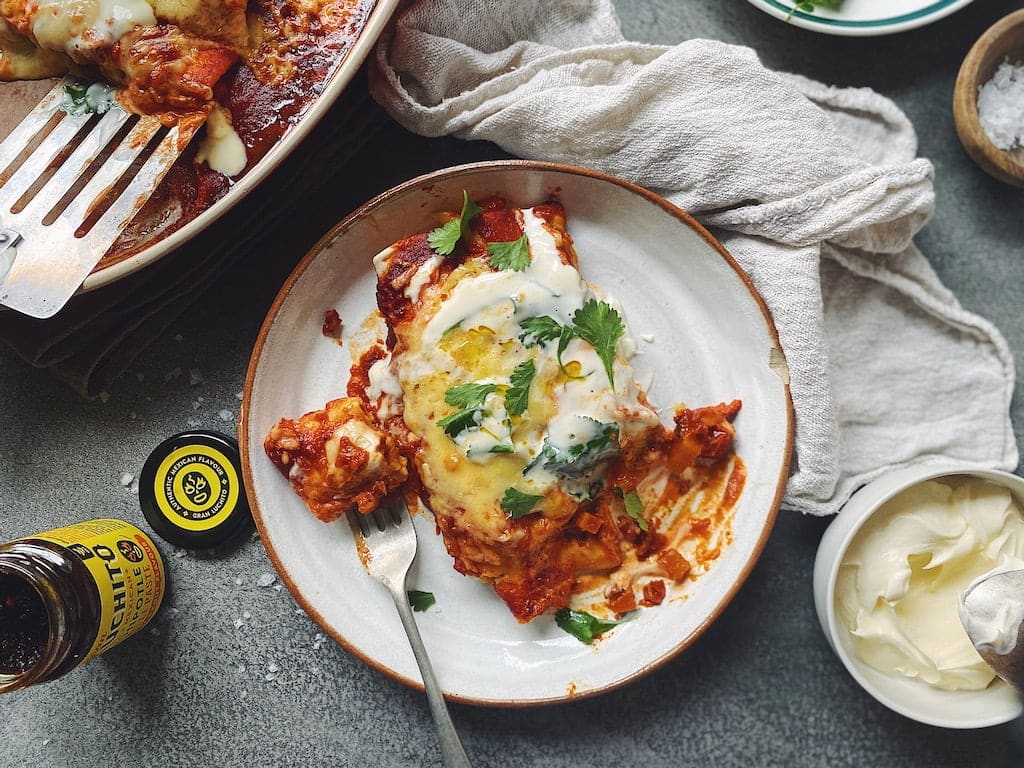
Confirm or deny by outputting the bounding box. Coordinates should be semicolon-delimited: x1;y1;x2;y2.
153;444;239;531
35;519;165;664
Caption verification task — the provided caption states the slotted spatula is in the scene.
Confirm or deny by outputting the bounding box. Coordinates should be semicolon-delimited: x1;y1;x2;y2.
0;77;202;319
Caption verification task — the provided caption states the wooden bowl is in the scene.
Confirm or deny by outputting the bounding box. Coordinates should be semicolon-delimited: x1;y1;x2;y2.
953;9;1024;187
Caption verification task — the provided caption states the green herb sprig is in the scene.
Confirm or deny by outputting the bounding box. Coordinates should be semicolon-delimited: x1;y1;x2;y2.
408;590;436;612
519;299;625;389
428;191;481;256
555;608;634;644
500;487;544;519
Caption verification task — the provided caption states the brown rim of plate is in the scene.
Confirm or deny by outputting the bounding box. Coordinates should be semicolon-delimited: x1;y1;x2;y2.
71;0;402;293
238;159;796;708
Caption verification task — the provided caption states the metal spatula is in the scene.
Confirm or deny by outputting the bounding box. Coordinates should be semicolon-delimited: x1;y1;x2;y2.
0;77;201;319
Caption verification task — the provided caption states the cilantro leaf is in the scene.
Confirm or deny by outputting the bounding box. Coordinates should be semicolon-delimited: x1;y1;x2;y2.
427;219;461;256
504;359;535;416
487;234;531;272
436;408;481;437
572;300;624;389
407;590;435;612
489;443;515;454
619;488;649;532
526;418;620;478
62;80;117;116
427;191;481;256
501;487;544;519
444;382;499;409
555;608;631;644
519;316;564;347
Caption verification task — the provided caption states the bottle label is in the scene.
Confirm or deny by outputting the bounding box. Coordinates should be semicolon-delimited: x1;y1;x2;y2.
34;519;165;664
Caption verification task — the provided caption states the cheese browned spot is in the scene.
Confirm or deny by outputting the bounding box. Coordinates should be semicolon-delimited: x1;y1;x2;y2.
264;397;408;522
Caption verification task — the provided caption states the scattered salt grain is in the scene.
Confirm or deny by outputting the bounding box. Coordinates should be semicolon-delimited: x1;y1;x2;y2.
130;411;138;420
641;333;655;344
264;674;275;682
238;665;246;673
233;575;244;586
235;391;243;400
218;409;234;422
233;617;245;629
187;418;201;428
174;333;183;342
189;368;205;386
256;573;277;588
119;472;134;487
136;372;145;382
241;689;248;698
977;59;1024;151
99;392;110;403
273;584;283;592
243;611;251;620
149;627;160;637
312;633;327;651
267;662;279;674
41;739;50;746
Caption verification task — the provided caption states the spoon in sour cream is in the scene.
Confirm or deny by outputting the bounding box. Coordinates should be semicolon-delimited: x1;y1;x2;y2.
959;568;1024;693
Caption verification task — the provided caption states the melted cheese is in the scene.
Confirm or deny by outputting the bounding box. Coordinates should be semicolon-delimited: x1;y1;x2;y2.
31;0;156;60
393;206;659;540
196;104;247;177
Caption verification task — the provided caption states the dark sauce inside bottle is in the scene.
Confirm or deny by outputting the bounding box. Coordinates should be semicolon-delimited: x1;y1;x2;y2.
0;573;49;675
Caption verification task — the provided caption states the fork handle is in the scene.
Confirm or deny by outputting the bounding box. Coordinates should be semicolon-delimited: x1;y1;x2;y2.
390;585;474;768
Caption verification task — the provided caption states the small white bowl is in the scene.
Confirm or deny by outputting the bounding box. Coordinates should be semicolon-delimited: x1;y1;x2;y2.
813;464;1024;729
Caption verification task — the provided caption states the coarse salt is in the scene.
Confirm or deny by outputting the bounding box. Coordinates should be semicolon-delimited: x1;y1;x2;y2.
977;59;1024;151
257;573;277;588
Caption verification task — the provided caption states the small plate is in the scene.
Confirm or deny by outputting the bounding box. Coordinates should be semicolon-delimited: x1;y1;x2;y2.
747;0;974;36
239;161;794;705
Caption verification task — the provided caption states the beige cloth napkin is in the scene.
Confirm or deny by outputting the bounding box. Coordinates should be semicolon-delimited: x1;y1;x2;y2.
369;0;1018;514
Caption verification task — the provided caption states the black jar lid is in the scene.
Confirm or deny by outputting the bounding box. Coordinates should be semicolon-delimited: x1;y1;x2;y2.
138;431;252;549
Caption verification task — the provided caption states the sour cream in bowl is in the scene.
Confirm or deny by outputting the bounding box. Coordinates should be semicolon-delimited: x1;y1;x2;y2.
813;465;1024;728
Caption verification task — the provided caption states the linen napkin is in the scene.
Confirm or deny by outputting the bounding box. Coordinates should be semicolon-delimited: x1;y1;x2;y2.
369;0;1018;515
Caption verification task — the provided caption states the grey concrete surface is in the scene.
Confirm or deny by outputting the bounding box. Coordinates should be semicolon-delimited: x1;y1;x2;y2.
2;1;1023;766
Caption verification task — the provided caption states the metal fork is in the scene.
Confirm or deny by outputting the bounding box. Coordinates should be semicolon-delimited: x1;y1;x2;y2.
347;501;473;768
0;77;202;318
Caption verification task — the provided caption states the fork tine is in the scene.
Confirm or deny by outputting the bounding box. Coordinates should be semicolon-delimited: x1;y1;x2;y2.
346;508;370;537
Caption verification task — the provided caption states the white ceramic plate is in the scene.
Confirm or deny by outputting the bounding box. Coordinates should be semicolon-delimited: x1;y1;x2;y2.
747;0;974;36
0;0;399;295
240;162;794;705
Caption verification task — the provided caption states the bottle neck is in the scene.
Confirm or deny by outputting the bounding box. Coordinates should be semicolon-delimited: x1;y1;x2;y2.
0;543;81;693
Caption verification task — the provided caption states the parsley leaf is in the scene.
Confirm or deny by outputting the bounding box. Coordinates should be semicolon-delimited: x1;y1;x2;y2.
407;590;435;612
555;608;632;644
572;300;624;389
437;382;500;437
436;408;481;437
487;234;531;272
62;80;117;116
427;191;481;256
504;359;535;416
500;487;544;519
618;488;649;532
444;382;499;409
519;316;564;347
526;418;620;478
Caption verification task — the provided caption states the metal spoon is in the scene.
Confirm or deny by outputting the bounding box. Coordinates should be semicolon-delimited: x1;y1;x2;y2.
959;568;1024;692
